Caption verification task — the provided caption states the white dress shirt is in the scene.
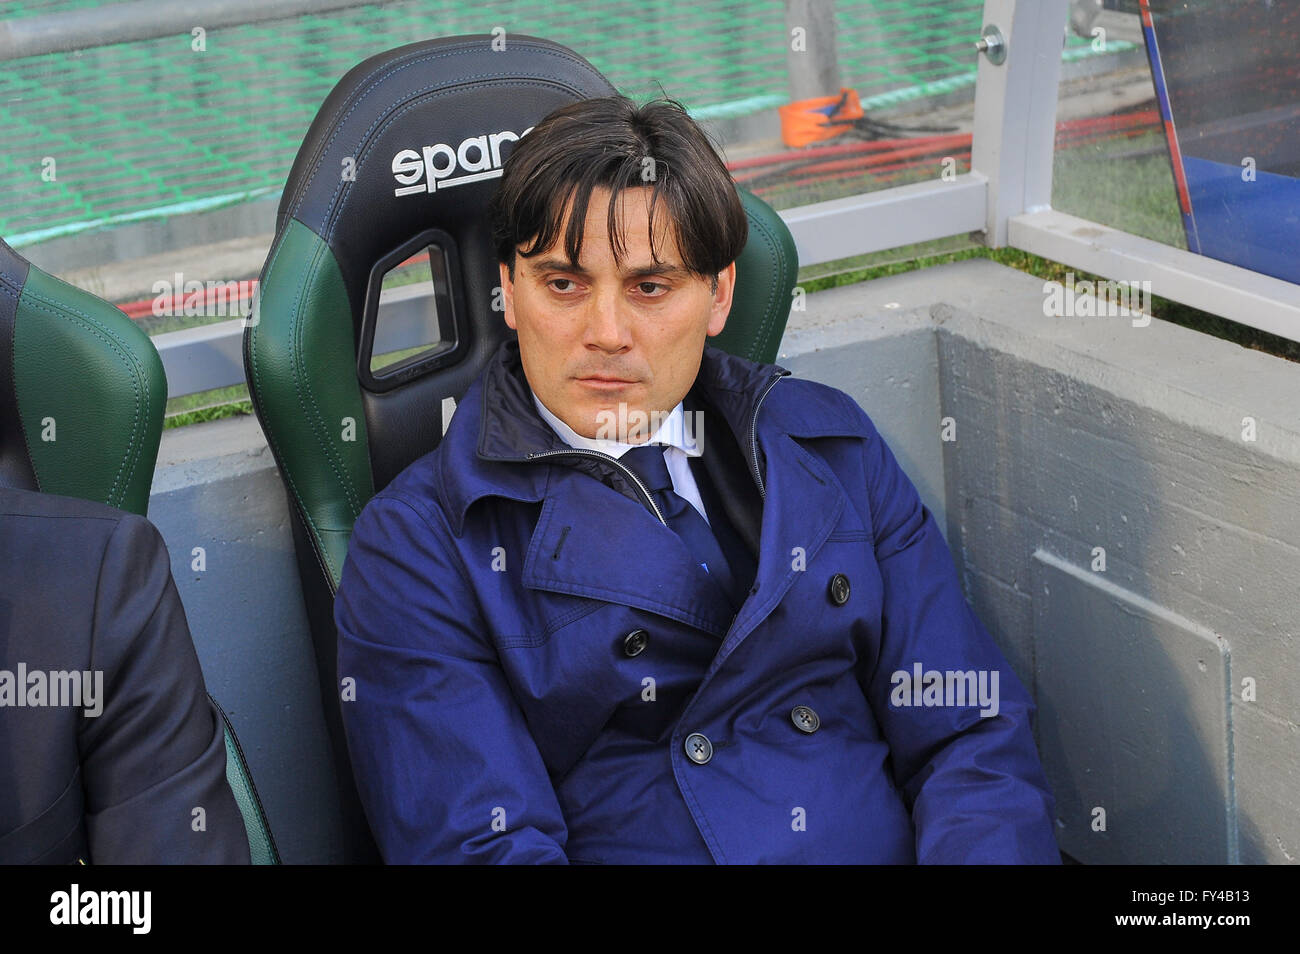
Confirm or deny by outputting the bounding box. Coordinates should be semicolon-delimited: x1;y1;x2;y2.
530;392;711;523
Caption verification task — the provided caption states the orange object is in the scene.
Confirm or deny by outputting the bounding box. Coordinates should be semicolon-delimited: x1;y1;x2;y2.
778;87;864;148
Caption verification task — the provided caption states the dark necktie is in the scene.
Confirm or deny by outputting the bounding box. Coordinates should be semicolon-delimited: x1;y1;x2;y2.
620;444;741;608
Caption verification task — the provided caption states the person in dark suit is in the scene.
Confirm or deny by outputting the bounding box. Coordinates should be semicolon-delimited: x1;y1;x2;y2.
0;486;250;864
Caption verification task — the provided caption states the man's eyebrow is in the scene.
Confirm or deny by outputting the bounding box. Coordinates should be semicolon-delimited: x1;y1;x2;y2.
527;257;691;279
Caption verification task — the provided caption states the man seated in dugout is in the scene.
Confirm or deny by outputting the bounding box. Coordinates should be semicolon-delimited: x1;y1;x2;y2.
335;94;1060;864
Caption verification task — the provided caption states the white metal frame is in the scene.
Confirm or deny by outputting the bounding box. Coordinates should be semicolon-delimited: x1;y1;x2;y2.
781;0;1298;343
775;0;1067;268
970;0;1068;246
1009;210;1300;336
780;174;987;264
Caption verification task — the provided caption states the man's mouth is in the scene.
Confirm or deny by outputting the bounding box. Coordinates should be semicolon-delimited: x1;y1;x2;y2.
575;374;639;389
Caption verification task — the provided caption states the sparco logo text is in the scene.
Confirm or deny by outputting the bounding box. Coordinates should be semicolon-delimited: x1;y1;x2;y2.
390;127;534;197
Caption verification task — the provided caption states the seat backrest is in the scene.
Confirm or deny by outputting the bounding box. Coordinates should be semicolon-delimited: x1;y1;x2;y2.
0;236;165;515
244;33;799;862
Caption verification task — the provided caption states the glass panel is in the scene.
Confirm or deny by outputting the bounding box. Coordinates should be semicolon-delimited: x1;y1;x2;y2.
369;245;455;376
1138;0;1299;285
2;1;1009;293
1051;0;1191;248
0;0;1114;409
1053;0;1300;284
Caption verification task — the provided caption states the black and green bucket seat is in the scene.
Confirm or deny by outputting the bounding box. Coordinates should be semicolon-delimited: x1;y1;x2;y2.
244;33;799;862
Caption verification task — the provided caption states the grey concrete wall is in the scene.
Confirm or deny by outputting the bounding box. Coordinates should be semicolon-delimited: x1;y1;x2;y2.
923;259;1299;864
150;258;1300;864
150;417;346;864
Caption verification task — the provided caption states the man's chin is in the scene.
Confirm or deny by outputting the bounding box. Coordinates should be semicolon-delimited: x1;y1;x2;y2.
586;402;663;443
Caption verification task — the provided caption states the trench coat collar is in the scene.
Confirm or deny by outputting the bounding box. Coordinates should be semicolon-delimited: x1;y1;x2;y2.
438;337;872;636
441;337;801;530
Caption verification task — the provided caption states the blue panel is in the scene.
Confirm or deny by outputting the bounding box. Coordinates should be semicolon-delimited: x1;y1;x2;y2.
1182;157;1300;286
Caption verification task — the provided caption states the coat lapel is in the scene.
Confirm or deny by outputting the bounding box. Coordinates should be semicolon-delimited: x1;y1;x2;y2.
717;433;847;656
518;430;850;657
520;471;736;639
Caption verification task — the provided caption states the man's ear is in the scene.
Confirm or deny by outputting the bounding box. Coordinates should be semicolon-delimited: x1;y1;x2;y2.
499;261;517;331
706;261;736;337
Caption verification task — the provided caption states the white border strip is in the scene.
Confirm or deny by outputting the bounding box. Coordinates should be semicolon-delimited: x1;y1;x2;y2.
1010;208;1300;344
780;174;988;266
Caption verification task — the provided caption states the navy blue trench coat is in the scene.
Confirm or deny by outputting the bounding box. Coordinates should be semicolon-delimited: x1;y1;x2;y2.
336;339;1060;864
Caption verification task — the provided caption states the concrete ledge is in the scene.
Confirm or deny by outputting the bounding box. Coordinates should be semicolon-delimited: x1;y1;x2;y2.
150;257;1300;863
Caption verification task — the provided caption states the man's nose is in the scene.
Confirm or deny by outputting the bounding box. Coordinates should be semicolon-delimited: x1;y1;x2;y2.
583;285;633;352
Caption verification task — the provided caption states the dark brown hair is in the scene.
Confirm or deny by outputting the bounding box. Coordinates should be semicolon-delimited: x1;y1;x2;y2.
488;95;748;291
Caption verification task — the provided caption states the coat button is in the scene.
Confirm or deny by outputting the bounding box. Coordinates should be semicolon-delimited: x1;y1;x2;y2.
684;733;713;764
622;629;648;657
791;705;820;733
828;573;851;605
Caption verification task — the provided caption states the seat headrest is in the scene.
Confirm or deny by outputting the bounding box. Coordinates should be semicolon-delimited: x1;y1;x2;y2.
277;33;618;329
0;235;166;513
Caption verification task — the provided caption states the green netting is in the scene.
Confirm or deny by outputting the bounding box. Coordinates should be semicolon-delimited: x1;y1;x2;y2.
0;0;1117;243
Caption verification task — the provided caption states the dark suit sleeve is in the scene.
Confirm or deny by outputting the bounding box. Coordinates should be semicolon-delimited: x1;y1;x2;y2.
77;512;251;864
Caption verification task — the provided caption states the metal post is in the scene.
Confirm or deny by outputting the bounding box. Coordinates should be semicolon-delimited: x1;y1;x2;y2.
784;0;842;102
971;0;1071;246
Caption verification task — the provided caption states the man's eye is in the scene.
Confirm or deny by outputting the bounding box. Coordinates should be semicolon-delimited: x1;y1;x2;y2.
548;278;576;293
637;282;668;296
